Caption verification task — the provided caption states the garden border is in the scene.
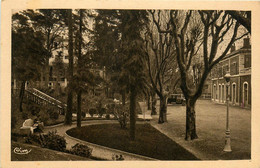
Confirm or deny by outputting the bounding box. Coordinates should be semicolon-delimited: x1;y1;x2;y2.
65;130;157;161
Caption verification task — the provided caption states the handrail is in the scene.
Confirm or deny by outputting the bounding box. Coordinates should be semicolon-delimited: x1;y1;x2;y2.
26;88;67;107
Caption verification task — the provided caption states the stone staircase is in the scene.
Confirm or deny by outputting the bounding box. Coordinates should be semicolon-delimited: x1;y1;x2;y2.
24;88;67;114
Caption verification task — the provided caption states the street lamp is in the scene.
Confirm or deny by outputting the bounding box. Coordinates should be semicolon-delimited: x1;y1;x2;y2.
224;73;232;152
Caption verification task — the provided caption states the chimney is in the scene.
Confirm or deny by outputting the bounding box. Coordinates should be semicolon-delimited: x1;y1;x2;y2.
243;37;250;48
230;44;236;52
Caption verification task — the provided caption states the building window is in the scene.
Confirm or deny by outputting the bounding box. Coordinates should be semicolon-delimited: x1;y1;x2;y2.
231;62;238;75
232;83;236;104
65;56;69;59
223;64;229;76
243;82;248;106
204;85;208;89
222;84;225;102
218;67;223;78
219;84;222;102
244;55;251;68
213;84;216;100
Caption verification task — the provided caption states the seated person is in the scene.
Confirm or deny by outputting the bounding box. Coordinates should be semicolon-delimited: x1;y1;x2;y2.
33;117;44;133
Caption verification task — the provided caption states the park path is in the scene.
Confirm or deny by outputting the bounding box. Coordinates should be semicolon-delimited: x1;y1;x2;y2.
141;100;251;160
44;120;155;160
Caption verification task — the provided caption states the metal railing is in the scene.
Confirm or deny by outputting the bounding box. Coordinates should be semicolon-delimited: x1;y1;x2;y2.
23;88;67;114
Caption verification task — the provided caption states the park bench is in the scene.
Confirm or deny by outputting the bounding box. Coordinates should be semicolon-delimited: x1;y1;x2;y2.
20;118;44;135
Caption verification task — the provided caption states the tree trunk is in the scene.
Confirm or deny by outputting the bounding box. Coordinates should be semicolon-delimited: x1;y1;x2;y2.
129;85;137;141
65;90;73;125
158;95;167;123
45;63;49;88
151;92;157;115
19;81;25;112
147;92;151;110
65;9;73;125
185;98;198;140
121;89;126;106
76;9;83;128
77;90;82;128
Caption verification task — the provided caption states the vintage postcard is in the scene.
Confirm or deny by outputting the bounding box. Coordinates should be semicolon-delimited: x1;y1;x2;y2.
1;0;260;168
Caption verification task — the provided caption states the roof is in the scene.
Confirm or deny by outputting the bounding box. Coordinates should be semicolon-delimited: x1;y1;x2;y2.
220;47;251;62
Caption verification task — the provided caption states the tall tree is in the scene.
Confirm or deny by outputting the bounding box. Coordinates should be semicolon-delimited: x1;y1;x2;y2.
65;9;74;125
167;10;248;140
21;9;67;88
76;9;84;128
226;10;251;33
144;10;179;123
119;10;148;140
92;10;123;99
12;13;47;112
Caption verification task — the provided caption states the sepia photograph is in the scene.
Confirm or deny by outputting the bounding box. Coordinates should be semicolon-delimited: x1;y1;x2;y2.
1;1;260;168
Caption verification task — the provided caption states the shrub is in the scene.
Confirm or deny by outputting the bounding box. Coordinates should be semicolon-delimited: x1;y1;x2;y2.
22;112;28;120
112;154;124;161
70;143;92;158
113;104;129;129
41;131;66;152
89;108;97;117
48;107;59;120
25;134;42;145
26;102;40;116
106;103;115;114
81;112;86;118
38;110;50;124
105;114;110;119
99;108;106;117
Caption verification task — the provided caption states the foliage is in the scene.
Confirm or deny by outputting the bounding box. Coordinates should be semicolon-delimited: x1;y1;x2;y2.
118;10;149;140
106;103;115;114
12;11;48;112
70;143;92;158
48;108;59;120
41;131;67;152
26;102;40;116
89;108;97;117
167;10;249;140
99;108;106;117
22;112;28;120
38;109;50;124
81;111;86;118
113;104;129;129
11;116;17;129
25;131;66;152
112;154;124;161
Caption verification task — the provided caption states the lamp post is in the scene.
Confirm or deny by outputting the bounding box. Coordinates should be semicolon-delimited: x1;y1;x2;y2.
224;73;232;152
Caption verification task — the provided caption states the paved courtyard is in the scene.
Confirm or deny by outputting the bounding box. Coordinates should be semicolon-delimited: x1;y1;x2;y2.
150;99;251;160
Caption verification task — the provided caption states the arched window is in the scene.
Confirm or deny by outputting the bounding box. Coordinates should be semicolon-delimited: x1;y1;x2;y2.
232;83;236;104
222;84;225;102
219;84;222;102
243;82;249;106
213;84;216;100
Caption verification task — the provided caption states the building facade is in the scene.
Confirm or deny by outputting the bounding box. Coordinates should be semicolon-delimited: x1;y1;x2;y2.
211;38;251;108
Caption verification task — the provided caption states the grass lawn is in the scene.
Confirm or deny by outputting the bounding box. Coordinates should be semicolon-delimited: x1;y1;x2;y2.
11;141;92;161
66;123;198;160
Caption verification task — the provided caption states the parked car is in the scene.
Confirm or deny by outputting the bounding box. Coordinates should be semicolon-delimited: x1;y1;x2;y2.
167;94;186;105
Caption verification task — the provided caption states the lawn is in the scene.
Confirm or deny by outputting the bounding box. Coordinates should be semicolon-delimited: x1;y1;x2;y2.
11;141;92;161
66;123;198;160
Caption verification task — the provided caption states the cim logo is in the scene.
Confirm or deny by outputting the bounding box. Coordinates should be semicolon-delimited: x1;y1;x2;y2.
13;147;31;155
